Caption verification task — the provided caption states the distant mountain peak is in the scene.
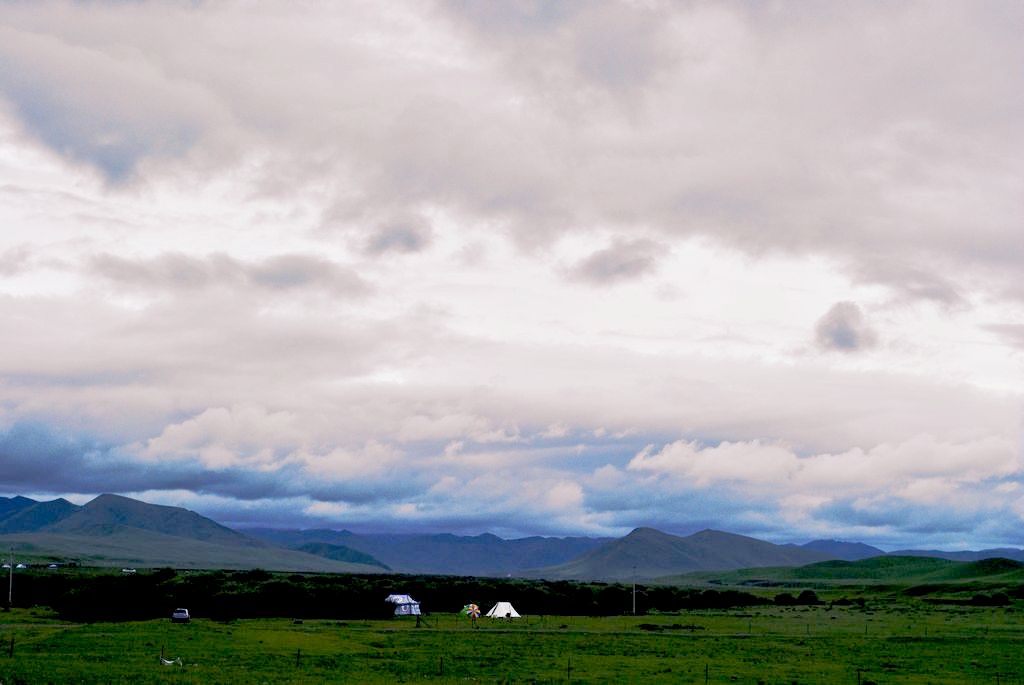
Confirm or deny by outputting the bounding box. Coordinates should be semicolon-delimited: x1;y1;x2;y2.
89;493;134;504
0;497;80;533
47;493;258;547
535;526;833;581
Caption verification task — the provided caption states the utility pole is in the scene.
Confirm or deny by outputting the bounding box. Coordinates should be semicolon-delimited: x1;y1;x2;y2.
632;565;636;615
7;547;12;610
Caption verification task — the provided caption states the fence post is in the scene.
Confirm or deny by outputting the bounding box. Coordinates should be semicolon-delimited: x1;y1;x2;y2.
295;648;301;668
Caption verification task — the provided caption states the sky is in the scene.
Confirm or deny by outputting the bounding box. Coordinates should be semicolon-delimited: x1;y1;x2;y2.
0;1;1022;550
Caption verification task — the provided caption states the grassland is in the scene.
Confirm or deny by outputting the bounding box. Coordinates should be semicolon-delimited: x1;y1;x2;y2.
3;599;1024;684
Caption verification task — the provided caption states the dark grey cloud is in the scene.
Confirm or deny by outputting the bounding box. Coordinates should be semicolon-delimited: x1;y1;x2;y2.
0;421;204;495
569;238;664;285
90;252;371;297
363;216;433;255
815;302;878;352
0;26;222;182
813;497;987;536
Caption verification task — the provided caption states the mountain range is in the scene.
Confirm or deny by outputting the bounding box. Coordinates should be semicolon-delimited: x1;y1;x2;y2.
4;493;1024;580
0;494;382;573
244;527;608;576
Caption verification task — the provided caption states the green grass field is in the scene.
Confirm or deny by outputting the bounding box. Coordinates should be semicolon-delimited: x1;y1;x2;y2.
3;600;1024;684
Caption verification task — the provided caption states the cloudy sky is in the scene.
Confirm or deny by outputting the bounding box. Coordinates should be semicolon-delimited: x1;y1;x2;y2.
1;1;1022;549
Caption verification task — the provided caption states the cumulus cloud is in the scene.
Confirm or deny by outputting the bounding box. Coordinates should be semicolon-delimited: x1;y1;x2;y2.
619;434;1024;544
815;302;878;352
136;405;305;470
0;2;1021;545
627;435;1019;495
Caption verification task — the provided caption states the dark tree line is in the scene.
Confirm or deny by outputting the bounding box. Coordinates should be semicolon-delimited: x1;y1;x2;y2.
8;569;773;622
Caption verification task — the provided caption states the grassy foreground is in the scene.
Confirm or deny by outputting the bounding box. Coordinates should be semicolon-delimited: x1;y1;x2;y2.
3;602;1024;684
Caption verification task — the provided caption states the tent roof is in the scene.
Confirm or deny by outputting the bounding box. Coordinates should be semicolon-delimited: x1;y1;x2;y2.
486;601;521;618
385;594;418;604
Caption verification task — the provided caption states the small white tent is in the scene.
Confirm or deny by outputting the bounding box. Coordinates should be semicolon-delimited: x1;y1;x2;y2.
385;594;422;616
485;601;520;619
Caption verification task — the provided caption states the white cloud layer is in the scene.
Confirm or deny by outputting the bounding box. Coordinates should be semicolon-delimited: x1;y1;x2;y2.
0;1;1022;547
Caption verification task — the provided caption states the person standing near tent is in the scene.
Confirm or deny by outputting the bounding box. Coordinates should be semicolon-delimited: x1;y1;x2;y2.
463;603;480;628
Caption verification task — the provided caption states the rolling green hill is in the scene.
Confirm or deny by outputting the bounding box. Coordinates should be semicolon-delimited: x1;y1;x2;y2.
665;555;1024;586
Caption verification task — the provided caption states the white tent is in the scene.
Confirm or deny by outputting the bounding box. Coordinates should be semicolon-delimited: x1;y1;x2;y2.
485;601;520;619
385;594;422;616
